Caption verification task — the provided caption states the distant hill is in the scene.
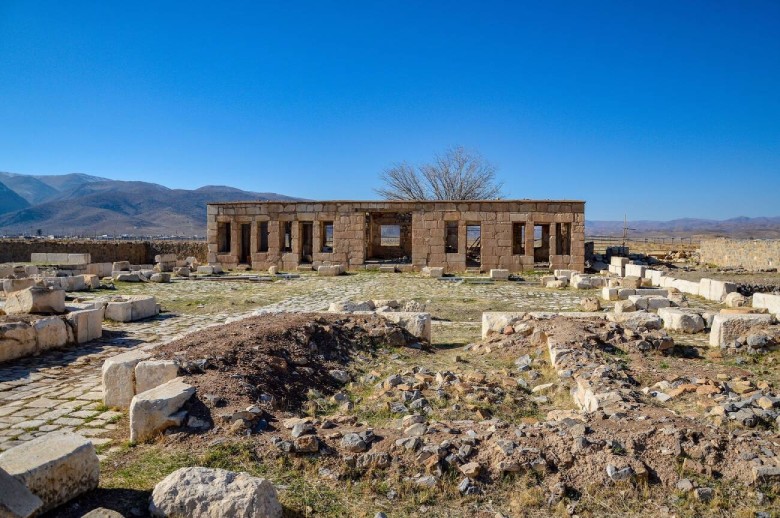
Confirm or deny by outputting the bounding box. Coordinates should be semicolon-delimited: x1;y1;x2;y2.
0;180;30;215
0;172;301;236
586;217;780;239
0;172;63;204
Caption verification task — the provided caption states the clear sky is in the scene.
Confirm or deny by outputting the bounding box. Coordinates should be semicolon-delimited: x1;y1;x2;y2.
1;1;778;220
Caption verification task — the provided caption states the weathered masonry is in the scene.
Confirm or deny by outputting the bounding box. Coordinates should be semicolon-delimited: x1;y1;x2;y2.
207;200;585;273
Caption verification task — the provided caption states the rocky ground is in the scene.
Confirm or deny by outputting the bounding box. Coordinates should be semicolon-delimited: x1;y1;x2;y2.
1;270;779;517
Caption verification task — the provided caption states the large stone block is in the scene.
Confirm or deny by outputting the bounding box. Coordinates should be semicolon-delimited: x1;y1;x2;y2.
709;313;774;347
112;261;130;272
658;308;706;334
607;311;663;330
135;360;180;394
65;308;104;344
698;278;737;302
4;287;65;315
753;293;780;318
317;264;344;276
381;312;431;342
2;278;35;296
59;275;87;292
0;321;37;363
421;266;443;278
0;466;43;518
671;279;701;297
129;377;195;442
154;254;177;263
103;296;158;322
149;467;282;518
489;269;510;281
34;316;68;351
86;263;113;277
627;295;671;311
102;350;151;409
610;256;629;267
624;264;646;278
0;432;99;514
601;287;619;301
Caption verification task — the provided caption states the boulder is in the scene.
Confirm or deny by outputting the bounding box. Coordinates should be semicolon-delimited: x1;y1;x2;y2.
724;292;748;308
149;466;281;518
580;297;601;312
173;267;190;278
197;266;215;275
0;432;99;514
709;313;774;347
102;350;152;409
81;508;125;517
129;377;195;442
4;287;65;315
135;360;179;394
0;466;43;518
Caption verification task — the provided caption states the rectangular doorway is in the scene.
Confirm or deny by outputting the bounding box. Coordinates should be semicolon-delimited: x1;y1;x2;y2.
534;224;550;262
240;224;251;264
299;222;313;263
466;224;481;267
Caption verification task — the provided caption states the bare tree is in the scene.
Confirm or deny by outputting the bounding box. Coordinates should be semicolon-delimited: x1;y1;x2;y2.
375;146;504;200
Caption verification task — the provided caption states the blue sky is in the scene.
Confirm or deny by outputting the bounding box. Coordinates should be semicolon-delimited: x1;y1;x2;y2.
0;1;778;220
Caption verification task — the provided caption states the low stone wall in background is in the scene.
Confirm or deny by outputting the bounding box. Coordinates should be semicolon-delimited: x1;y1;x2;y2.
0;239;208;264
699;238;780;270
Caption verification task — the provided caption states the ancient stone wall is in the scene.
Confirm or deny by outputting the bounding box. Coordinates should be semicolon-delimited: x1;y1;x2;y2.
207;200;585;273
699;238;780;270
0;239;208;264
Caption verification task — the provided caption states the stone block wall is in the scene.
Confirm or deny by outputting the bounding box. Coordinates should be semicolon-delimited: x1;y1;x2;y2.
699;238;780;270
208;200;586;273
0;239;208;265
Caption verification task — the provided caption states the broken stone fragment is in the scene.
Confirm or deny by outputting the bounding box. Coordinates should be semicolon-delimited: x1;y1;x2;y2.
129;378;195;442
341;433;368;453
149;466;282;518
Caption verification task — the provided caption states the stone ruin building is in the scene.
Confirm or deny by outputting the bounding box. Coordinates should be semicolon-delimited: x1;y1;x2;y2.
207;200;585;273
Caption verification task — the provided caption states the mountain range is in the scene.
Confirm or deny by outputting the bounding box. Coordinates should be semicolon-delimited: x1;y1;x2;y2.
0;172;299;236
0;171;778;238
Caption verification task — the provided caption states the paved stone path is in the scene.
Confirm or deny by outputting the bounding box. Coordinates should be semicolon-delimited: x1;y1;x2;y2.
0;281;361;452
0;273;586;451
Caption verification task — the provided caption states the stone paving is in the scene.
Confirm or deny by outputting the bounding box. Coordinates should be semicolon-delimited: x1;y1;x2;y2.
0;273;584;451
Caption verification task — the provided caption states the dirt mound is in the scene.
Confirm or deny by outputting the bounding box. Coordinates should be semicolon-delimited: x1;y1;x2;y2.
154;313;420;413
